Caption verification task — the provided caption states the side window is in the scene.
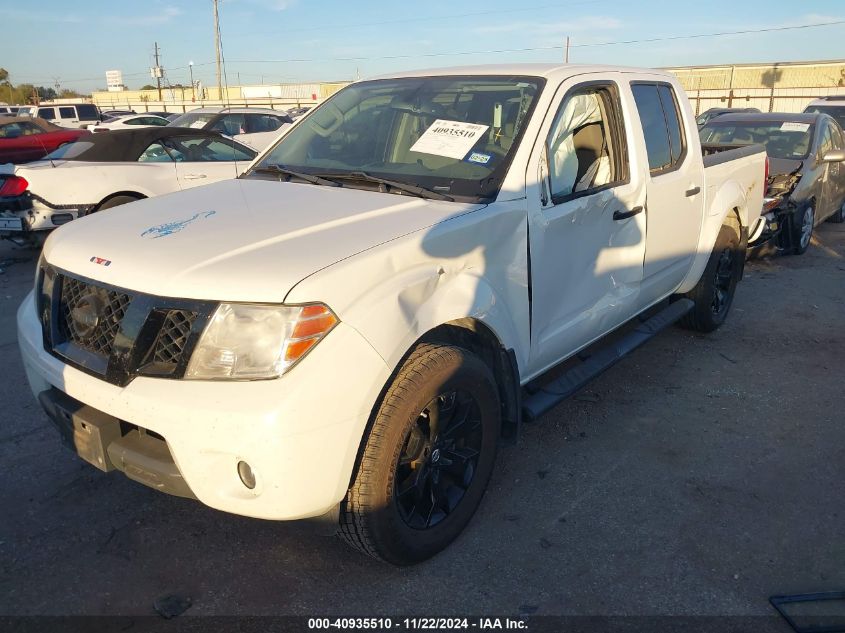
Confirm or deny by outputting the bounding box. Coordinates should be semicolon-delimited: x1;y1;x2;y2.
138;142;174;163
658;85;686;165
37;108;55;120
818;124;834;157
165;136;256;162
125;117;146;126
631;83;687;174
212;114;247;136
21;122;43;135
546;84;627;201
75;104;99;121
59;107;76;119
831;124;844;151
246;114;282;133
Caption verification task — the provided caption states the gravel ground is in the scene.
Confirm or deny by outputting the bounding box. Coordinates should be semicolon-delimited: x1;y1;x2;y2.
0;224;843;622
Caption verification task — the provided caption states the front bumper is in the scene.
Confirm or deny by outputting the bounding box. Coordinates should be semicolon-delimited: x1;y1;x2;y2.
17;291;391;520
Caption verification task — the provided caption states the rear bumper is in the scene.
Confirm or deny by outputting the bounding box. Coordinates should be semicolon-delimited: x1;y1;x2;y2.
18;290;392;520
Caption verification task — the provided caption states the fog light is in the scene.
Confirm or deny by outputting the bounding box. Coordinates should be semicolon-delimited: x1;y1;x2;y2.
237;461;256;489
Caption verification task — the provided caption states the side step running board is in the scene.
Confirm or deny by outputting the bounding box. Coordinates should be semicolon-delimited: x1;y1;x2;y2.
522;298;694;421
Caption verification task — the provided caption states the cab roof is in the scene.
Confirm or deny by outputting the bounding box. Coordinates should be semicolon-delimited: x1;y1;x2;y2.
370;63;675;82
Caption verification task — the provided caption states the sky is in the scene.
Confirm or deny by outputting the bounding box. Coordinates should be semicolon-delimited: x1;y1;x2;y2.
2;0;845;94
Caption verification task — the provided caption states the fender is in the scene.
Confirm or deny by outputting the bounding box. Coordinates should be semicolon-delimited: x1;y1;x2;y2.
676;180;748;294
285;202;531;376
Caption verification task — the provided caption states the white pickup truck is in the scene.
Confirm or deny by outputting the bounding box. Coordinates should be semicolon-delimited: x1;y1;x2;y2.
17;64;766;565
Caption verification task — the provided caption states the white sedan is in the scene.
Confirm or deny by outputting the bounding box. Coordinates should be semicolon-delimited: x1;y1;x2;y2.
85;113;171;131
0;127;256;246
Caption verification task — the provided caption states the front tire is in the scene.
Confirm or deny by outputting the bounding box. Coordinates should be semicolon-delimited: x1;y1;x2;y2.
339;343;501;565
679;223;742;333
792;205;815;254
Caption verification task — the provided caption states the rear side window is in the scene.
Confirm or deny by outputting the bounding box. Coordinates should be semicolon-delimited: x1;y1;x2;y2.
631;83;687;174
245;114;283;133
59;107;75;119
75;104;100;121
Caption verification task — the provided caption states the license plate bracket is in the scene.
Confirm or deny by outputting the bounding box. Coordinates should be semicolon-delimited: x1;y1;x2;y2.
0;217;24;231
42;391;122;472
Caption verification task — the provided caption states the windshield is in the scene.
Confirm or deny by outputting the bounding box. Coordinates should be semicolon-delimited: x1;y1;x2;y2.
804;105;845;129
246;75;545;201
168;112;216;129
699;121;813;160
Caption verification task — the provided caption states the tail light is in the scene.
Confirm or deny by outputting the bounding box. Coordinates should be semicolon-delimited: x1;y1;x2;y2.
764;156;770;184
0;175;28;197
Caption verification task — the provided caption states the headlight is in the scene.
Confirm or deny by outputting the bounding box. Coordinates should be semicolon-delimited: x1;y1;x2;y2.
185;302;338;380
763;196;782;212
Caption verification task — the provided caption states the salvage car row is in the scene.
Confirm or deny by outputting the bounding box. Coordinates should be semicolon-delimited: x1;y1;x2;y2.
4;64;844;566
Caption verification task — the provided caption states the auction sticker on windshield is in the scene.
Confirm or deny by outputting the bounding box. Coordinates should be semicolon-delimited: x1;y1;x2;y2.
781;122;810;133
410;120;489;160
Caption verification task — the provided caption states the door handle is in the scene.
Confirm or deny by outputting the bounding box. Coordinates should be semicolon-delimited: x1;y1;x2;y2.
183;173;207;180
685;186;701;197
613;206;643;221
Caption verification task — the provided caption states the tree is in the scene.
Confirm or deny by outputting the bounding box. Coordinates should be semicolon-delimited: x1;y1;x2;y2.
58;88;84;99
36;86;57;101
140;84;157;90
0;68;8;84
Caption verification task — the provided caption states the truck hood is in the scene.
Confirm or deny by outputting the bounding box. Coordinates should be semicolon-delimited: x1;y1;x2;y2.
44;178;483;302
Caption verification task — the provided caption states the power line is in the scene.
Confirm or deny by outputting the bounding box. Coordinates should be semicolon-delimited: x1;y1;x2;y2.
223;19;845;65
11;19;845;87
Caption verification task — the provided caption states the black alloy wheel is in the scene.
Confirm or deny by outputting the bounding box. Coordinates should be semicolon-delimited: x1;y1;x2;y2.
394;390;483;530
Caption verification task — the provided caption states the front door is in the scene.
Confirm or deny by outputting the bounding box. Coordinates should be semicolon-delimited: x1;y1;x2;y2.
526;77;647;376
630;82;705;305
165;134;253;190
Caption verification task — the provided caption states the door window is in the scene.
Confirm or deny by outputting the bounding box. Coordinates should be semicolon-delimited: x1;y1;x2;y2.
212;114;247;136
37;108;56;120
0;121;43;137
138;142;174;162
59;107;76;119
245;114;283;132
75;105;100;121
818;124;834;158
631;83;687;174
163;135;256;161
546;84;628;202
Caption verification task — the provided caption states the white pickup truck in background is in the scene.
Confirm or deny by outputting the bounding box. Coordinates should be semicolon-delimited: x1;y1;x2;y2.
17;64;766;565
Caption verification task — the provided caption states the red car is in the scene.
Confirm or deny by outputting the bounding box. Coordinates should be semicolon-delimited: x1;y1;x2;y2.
0;117;90;164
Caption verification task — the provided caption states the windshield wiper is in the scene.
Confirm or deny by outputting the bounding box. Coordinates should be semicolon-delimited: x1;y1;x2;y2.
251;164;340;187
324;171;454;201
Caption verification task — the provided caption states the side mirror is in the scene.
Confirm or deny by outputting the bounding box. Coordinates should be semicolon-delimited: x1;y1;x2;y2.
821;150;845;163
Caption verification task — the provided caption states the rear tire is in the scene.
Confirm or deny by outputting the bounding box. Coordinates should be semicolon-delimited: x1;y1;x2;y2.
679;223;742;333
90;195;142;215
827;200;845;224
339;343;500;565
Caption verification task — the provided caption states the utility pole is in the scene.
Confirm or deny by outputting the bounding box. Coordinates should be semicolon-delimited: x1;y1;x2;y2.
565;36;570;63
213;0;223;101
154;41;162;101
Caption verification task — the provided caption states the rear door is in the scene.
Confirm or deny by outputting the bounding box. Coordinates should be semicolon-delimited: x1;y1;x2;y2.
630;81;704;305
526;76;647;374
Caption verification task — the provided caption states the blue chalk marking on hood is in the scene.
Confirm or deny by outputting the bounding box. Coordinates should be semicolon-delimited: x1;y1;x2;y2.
141;210;216;239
